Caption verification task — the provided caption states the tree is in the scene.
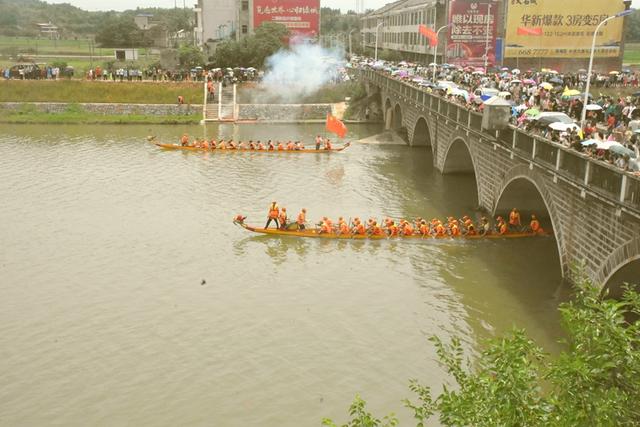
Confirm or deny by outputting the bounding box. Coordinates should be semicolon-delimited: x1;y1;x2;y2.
95;15;143;48
212;22;289;69
326;276;640;426
178;45;204;68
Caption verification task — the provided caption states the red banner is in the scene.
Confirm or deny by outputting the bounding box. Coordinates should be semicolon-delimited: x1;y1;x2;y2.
419;25;438;47
253;0;320;40
446;0;497;68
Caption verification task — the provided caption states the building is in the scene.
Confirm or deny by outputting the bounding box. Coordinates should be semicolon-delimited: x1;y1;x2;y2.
361;0;632;72
361;0;447;63
195;0;320;48
36;22;60;39
194;0;237;46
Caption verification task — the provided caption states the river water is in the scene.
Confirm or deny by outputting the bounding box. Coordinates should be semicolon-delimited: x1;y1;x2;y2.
0;123;566;426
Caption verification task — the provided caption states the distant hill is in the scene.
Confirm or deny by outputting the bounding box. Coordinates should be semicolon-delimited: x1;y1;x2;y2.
0;0;192;38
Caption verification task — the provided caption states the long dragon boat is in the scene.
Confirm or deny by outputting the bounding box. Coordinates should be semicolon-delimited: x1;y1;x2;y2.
233;217;550;240
153;141;350;154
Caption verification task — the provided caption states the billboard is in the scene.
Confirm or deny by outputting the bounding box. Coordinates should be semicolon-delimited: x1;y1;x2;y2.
504;0;625;58
447;0;497;68
254;0;320;40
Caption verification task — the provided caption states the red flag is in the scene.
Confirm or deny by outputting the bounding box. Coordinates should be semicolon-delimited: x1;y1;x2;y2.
517;27;543;36
419;24;438;47
326;114;347;139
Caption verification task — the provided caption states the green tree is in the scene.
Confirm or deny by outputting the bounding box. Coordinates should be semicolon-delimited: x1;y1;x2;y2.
95;15;143;48
178;45;205;68
326;277;640;426
212;22;289;69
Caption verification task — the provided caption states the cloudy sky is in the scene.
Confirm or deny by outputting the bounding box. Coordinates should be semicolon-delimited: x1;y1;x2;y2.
42;0;640;12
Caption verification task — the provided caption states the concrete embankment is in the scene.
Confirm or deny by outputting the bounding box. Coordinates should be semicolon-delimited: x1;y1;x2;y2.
0;102;201;116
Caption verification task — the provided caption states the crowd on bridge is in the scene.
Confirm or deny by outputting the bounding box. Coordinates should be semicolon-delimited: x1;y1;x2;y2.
351;57;640;175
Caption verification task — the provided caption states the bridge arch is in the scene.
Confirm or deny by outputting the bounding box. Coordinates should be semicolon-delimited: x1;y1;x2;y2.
411;116;432;147
443;136;476;174
597;239;640;296
493;165;565;277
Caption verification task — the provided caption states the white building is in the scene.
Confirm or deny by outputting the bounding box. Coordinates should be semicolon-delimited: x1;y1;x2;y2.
194;0;237;46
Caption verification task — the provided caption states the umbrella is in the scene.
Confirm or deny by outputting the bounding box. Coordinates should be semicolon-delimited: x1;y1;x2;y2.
578;68;587;73
563;89;581;97
609;144;636;158
523;78;536;85
510;79;522;84
539;82;553;90
524;108;540;117
428;62;438;67
472;70;485;75
581;139;598;146
512;68;521;75
596;140;619;150
549;77;564;84
549;122;580;132
501;67;510;71
609;71;620;75
451;88;470;101
585;104;602;111
549;70;559;74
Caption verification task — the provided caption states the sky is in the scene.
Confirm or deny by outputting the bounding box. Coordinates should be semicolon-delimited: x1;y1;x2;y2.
40;0;640;13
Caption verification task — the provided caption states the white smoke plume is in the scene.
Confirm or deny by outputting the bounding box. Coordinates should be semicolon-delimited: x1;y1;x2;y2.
256;43;345;103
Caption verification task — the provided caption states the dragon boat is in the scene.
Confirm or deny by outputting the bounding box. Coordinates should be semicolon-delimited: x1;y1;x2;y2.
233;217;550;240
153;141;350;154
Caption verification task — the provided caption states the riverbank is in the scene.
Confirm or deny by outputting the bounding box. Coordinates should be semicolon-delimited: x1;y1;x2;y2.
0;80;203;104
0;103;201;124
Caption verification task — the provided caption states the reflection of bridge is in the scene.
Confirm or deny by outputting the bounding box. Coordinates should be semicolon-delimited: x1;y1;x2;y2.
361;69;640;291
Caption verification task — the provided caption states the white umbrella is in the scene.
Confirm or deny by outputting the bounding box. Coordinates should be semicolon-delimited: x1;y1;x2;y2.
596;140;621;150
510;79;522;84
549;122;580;132
585;104;602;111
581;139;598;146
512;68;521;75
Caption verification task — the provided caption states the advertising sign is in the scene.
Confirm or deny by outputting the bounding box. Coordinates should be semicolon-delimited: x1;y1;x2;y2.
504;0;625;58
446;0;497;68
253;0;320;40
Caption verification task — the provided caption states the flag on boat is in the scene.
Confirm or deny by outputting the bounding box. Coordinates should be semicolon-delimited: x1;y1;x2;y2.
517;27;543;36
418;24;438;47
326;114;347;138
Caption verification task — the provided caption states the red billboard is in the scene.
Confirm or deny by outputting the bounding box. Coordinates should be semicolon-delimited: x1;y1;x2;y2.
446;0;497;68
253;0;320;40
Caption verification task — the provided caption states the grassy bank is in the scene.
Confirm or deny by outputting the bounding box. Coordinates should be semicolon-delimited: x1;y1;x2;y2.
624;43;640;65
0;104;200;125
0;80;203;104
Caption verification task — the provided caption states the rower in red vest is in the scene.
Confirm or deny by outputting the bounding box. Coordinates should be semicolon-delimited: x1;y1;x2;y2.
529;214;544;234
509;208;521;231
265;201;279;229
278;207;288;229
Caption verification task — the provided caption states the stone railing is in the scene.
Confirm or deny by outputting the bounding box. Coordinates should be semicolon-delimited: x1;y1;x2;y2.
360;69;640;215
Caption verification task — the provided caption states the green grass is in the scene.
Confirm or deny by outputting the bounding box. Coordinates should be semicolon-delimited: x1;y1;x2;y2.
624;43;640;65
0;80;204;104
0;36;150;56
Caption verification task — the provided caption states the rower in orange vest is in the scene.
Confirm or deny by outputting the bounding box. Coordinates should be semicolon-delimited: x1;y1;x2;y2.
267;140;275;151
450;221;461;237
339;219;349;235
419;220;429;237
278;207;288;229
319;220;332;234
509;208;521;231
277;142;285;151
371;221;383;236
297;208;307;230
218;140;227;150
257;141;265;150
265;201;279;229
325;138;333;150
529;214;544;234
434;221;446;237
210;139;217;149
401;220;414;236
496;216;508;235
355;219;366;235
387;220;399;237
286;141;295;150
180;133;189;146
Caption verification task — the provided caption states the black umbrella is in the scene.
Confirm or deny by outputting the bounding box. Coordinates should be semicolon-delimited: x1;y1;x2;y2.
549;77;564;84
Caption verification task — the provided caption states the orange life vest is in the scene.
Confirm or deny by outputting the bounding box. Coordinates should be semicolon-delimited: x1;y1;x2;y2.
277;143;284;151
321;222;331;233
403;224;413;236
339;223;349;234
180;135;189;145
268;204;279;219
435;224;445;236
356;224;366;235
278;211;287;225
509;211;520;226
450;225;460;236
297;212;306;224
388;224;398;236
531;220;543;233
419;224;429;235
372;226;383;236
499;222;508;235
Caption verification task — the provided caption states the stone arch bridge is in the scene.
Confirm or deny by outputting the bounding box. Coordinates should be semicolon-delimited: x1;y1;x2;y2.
362;69;640;292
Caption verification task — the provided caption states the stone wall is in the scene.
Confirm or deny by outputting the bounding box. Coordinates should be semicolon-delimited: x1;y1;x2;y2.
237;104;332;122
0;102;201;116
